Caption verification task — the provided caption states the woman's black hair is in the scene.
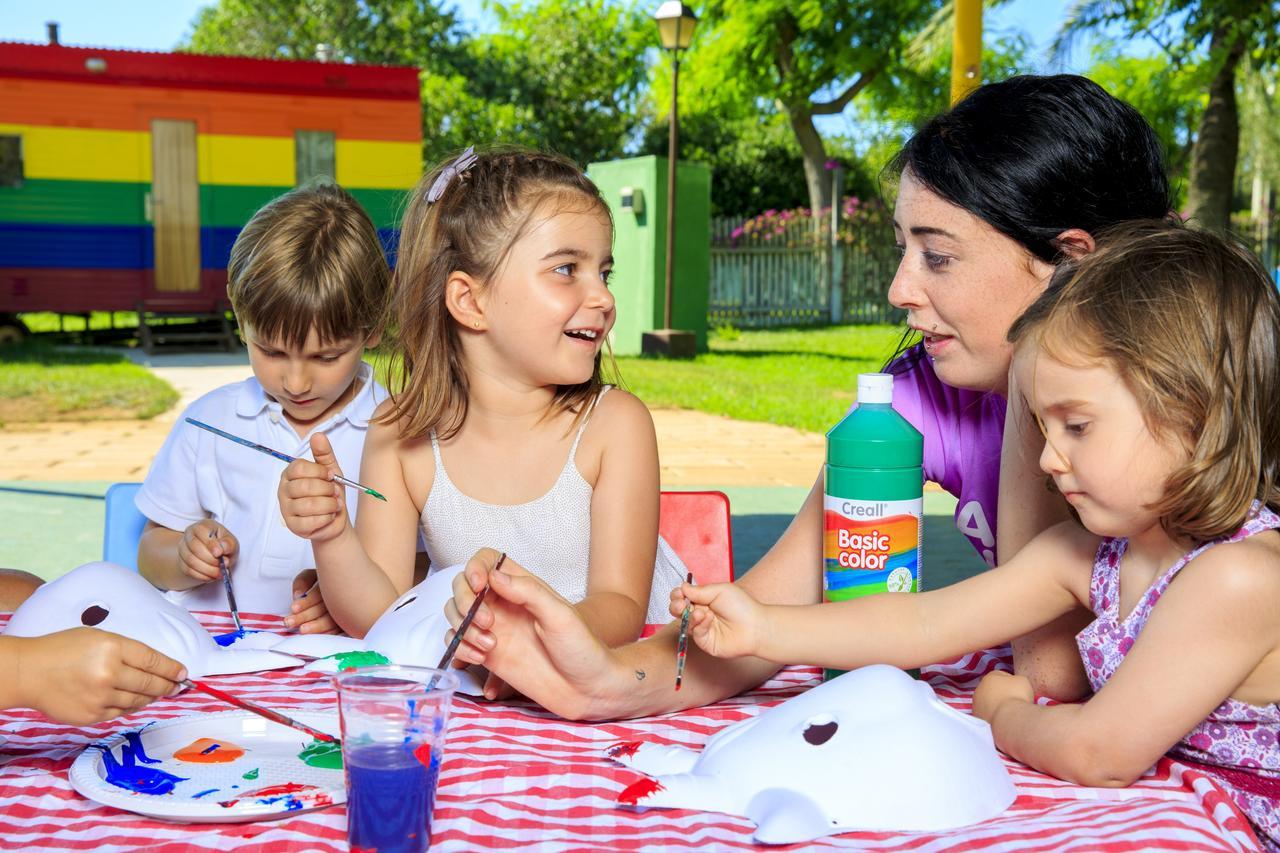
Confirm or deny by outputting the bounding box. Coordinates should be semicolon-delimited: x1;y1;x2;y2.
881;74;1174;374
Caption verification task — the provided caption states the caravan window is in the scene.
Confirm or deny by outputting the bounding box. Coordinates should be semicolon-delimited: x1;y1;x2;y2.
0;136;21;187
295;130;335;185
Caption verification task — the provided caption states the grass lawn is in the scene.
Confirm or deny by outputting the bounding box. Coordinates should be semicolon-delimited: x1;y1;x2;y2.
18;311;141;334
614;324;910;435
0;342;178;424
0;322;908;431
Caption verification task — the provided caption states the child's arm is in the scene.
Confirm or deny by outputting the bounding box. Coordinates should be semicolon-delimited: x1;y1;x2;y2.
580;391;664;645
999;379;1092;701
279;419;420;636
977;539;1280;787
137;520;238;592
0;629;186;725
135;405;236;591
676;519;1096;670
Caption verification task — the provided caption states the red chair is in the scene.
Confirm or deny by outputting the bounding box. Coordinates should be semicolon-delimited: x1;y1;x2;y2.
659;490;734;585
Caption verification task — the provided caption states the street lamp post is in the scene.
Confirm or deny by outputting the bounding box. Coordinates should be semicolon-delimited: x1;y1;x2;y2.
644;1;698;359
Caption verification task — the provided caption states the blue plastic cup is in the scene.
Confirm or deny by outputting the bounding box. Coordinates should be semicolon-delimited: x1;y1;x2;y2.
335;665;459;853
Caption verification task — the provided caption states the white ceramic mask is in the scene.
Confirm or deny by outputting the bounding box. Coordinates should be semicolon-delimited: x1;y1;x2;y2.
270;564;484;694
609;664;1016;844
3;561;302;677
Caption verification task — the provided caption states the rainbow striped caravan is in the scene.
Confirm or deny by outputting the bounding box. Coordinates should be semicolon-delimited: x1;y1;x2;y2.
0;41;420;332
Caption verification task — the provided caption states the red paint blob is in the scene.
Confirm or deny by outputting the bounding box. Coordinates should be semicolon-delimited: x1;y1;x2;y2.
413;743;433;767
247;782;314;796
218;782;327;809
173;738;245;764
618;776;664;805
607;740;643;759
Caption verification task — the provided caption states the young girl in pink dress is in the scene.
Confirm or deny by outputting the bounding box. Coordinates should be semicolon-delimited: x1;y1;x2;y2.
674;220;1280;850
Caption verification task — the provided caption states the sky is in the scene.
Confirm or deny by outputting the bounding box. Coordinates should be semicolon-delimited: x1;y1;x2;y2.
0;0;1095;66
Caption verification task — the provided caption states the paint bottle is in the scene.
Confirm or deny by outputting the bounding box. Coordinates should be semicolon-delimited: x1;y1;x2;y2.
823;373;923;679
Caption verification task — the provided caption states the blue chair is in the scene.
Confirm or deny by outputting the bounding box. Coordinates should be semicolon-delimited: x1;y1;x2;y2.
103;482;147;571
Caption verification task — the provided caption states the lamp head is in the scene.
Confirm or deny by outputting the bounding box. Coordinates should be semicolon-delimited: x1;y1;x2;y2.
654;1;698;51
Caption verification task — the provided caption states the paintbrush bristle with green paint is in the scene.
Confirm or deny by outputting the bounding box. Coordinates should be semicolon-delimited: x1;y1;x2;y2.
185;418;387;502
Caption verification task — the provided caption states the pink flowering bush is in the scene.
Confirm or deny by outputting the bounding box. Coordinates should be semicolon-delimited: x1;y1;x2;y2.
721;196;894;252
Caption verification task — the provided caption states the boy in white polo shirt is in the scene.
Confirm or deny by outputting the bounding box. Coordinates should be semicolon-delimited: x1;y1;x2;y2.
136;183;389;631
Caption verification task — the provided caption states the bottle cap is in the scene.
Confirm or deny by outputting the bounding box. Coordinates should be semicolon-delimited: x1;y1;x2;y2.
857;373;893;405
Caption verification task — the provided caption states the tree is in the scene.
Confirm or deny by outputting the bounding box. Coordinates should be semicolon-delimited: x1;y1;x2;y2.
182;0;652;168
667;0;937;216
1085;47;1205;209
1057;0;1280;231
183;0;464;69
465;0;652;166
843;31;1034;181
641;110;810;217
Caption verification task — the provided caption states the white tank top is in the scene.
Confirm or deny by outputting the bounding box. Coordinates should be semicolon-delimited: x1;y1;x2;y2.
418;387;685;624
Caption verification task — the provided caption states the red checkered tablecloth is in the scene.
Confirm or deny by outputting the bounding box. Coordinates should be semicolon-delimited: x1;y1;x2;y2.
0;612;1265;852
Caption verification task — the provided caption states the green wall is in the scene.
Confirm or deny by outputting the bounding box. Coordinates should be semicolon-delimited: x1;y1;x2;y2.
589;155;710;355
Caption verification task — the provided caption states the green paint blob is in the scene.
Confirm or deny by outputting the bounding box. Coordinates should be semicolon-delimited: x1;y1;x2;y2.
325;650;390;669
242;768;259;780
298;739;343;770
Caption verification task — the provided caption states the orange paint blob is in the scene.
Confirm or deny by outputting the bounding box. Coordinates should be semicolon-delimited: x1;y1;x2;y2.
173;737;245;764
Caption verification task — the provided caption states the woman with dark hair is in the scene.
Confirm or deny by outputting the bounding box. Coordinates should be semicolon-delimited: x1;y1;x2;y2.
444;74;1176;721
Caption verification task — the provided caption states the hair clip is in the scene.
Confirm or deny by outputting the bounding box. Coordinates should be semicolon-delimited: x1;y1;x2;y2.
426;146;478;204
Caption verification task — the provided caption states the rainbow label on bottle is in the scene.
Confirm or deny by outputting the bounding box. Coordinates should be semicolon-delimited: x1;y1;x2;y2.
823;496;923;600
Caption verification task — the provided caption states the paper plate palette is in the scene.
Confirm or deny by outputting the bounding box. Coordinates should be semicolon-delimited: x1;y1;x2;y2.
69;710;345;823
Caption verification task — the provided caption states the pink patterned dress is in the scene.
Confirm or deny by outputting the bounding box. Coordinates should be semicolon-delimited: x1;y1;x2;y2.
1076;503;1280;851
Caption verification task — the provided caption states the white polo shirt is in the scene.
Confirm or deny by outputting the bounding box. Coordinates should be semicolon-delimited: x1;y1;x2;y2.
137;362;387;616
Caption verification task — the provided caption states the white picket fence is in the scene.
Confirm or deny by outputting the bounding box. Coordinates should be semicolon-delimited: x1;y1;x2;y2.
708;215;902;328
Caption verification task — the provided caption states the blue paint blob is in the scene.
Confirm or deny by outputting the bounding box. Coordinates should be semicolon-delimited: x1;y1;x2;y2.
191;788;219;799
256;794;304;811
121;731;161;765
213;628;262;647
200;743;220;755
94;737;187;796
346;744;439;853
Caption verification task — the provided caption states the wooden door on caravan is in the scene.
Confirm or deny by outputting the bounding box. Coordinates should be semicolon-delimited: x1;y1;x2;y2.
150;119;200;293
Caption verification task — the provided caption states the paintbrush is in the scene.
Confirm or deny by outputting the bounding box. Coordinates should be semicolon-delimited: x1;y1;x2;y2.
185;417;387;502
431;552;506;687
675;572;694;691
182;679;338;744
209;528;243;633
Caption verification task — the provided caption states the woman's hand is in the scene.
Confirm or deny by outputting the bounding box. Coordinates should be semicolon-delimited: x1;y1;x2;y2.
971;670;1035;723
279;433;349;543
445;549;627;716
285;569;340;634
672;581;768;659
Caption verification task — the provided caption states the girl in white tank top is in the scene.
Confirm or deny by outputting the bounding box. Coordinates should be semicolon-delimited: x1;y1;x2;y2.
279;148;690;647
420;387;683;624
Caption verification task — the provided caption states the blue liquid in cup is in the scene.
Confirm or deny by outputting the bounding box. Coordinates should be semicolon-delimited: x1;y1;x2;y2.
346;743;440;853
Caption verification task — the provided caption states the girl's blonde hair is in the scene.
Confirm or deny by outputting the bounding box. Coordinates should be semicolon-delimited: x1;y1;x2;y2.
227;182;389;348
380;147;613;440
1009;219;1280;542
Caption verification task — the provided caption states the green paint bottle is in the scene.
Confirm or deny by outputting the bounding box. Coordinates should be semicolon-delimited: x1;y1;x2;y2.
823;373;923;679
